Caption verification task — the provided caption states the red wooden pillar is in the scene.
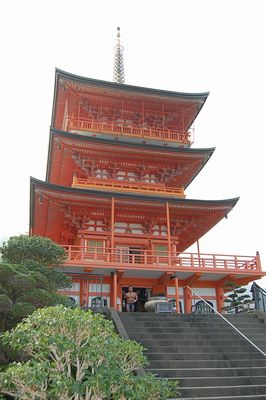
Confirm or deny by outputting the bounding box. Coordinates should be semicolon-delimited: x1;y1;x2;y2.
166;202;171;265
216;286;225;313
80;279;88;306
112;271;118;310
184;286;192;314
174;277;180;314
256;251;262;271
110;197;115;262
111;197;115;250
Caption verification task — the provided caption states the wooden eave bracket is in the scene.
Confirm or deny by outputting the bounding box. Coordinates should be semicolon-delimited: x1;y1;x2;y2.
184;273;202;286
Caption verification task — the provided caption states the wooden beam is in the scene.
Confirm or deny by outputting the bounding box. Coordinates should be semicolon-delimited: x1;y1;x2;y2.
157;271;172;286
232;276;258;286
184;273;202;286
196;240;200;254
84;268;93;272
216;275;236;287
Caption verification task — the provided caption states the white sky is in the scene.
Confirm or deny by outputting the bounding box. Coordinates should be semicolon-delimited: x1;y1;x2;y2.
1;0;265;283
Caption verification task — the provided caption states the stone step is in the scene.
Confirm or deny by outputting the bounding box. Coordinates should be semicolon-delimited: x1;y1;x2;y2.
129;332;266;340
122;321;264;328
147;359;266;368
155;374;266;386
122;317;264;323
136;338;259;347
117;312;266;399
125;326;266;333
147;352;266;361
144;345;258;353
148;368;266;379
148;366;266;378
178;383;266;398
174;394;266;400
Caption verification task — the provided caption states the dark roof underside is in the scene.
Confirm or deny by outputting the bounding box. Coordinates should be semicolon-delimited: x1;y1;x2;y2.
55;68;209;101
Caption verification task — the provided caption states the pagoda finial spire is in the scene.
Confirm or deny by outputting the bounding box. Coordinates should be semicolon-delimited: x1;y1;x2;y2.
113;26;125;84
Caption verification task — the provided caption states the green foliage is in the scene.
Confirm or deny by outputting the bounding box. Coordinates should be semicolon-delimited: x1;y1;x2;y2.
0;262;71;332
223;282;253;313
1;235;71;291
0;306;179;399
0;235;72;332
1;235;66;266
0;295;12;314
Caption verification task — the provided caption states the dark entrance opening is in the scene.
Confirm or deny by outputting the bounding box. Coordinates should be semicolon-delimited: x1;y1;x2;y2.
129;247;142;263
122;287;151;312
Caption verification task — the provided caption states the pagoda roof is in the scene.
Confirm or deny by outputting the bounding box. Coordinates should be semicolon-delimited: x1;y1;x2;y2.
46;128;215;188
54;68;209;101
30;177;239;252
51;69;209;130
31;177;239;207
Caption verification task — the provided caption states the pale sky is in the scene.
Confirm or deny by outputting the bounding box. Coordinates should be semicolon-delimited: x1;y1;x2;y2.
1;1;265;283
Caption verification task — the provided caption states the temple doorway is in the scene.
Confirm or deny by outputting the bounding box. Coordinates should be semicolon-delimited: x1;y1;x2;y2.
122;287;152;312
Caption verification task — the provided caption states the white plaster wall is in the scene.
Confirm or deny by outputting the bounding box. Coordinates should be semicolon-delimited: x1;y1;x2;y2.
89;284;110;293
191;287;216;296
167;286;184;295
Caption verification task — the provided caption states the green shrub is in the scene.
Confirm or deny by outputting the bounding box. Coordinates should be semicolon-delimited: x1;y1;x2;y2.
0;306;179;399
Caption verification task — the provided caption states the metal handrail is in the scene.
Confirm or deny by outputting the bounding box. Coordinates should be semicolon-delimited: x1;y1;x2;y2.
252;282;266;312
186;285;266;357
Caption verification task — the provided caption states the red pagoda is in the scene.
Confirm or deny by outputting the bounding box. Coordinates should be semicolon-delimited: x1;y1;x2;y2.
30;33;264;313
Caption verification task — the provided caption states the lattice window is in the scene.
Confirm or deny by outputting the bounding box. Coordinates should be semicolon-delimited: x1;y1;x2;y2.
114;222;143;234
85;240;105;253
87;220;104;232
143;174;157;183
152;225;167;236
116;171;137;181
95;169;109;178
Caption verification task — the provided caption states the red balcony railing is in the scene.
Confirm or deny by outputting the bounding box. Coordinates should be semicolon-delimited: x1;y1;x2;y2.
61;246;260;272
67;118;191;145
72;176;185;197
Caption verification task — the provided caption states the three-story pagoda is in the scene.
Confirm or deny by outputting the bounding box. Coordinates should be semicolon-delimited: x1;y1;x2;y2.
30;67;264;313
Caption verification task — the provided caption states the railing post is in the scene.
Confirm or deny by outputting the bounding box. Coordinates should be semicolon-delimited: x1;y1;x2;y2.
144;250;147;265
184;286;192;314
191;253;194;268
81;246;85;262
256;251;262;271
213;254;217;269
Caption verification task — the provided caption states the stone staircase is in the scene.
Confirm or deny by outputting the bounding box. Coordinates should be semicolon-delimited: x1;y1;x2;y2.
118;312;266;400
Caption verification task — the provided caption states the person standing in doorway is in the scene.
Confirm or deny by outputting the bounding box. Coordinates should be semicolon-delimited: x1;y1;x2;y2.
125;287;138;312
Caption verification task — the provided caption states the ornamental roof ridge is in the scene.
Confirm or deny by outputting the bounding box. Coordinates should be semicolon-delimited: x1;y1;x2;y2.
55;68;209;101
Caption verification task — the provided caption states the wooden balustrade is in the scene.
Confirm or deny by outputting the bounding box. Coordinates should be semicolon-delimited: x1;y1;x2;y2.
67;118;191;144
61;246;260;272
72;176;185;197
